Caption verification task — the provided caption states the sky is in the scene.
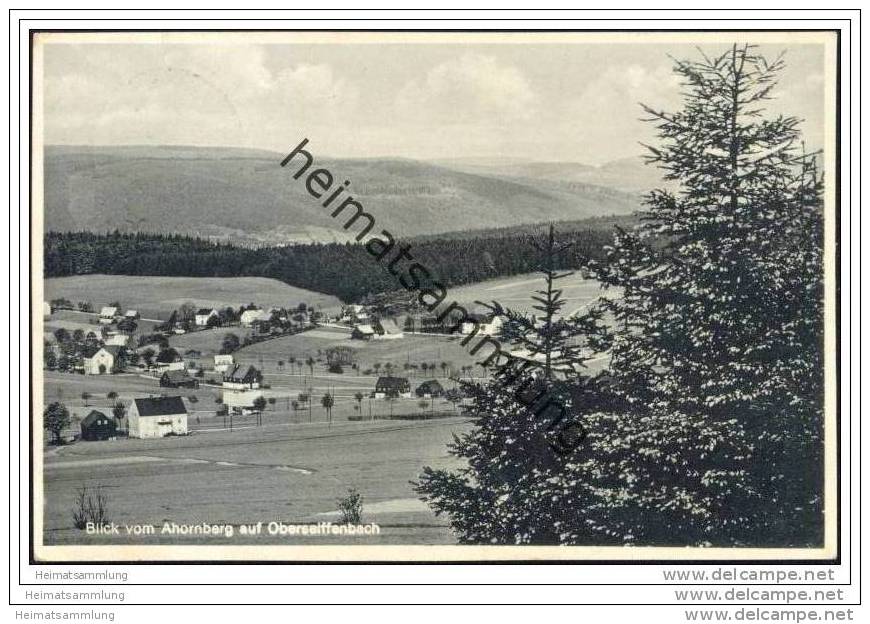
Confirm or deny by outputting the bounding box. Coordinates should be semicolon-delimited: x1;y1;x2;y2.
39;36;829;165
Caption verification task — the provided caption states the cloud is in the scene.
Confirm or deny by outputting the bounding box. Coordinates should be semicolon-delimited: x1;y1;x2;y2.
395;54;537;124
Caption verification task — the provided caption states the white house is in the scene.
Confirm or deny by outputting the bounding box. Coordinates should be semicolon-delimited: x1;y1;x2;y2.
83;346;121;375
99;306;119;324
351;324;376;340
240;308;266;327
104;333;129;347
373;318;404;340
127;396;188;439
194;308;218;327
124;309;139;319
155;350;185;372
461;313;503;337
222;388;265;413
214;354;234;373
43;301;51;317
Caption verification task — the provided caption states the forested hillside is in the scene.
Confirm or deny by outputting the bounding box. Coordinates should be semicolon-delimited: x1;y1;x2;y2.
44;225;617;302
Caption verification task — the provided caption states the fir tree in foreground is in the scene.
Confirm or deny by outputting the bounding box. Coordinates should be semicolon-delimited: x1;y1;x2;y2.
416;44;824;547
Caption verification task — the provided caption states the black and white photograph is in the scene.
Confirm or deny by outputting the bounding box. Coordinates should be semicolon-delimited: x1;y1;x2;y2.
30;30;839;562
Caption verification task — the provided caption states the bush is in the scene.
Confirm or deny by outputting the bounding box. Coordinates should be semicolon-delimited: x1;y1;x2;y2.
328;363;344;374
71;485;110;529
337;487;363;524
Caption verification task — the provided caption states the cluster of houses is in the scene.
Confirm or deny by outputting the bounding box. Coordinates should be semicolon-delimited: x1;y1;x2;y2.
78;357;269;442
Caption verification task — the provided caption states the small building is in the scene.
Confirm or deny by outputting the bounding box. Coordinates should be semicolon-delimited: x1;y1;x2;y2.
43;301;51;317
127;396;188;439
461;312;503;337
240;308;266;327
80;410;118;441
373;376;412;399
351;324;376;341
83;345;121;375
116;317;138;334
99;306;119;324
160;369;198;389
223;364;263;390
105;333;130;347
155;349;184;372
222;387;265;413
214;354;234;373
416;379;445;398
184;349;202;358
124;309;139;319
195;308;218;327
373;318;404;340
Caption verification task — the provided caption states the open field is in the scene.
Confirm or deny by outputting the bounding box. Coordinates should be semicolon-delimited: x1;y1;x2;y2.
45;274;343;320
446;271;609;318
42;417;470;545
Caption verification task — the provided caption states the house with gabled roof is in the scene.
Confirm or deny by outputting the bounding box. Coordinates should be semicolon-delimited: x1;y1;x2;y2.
222;364;263;390
195;308;218;327
127;396;188;438
372;376;411;399
373;318;403;340
99;306;119;324
160;369;198;389
80;410;118;441
83;345;122;375
351;324;376;340
416;379;445;398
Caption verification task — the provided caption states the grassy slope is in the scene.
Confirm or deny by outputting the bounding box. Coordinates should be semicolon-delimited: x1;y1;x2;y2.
44;274;343;320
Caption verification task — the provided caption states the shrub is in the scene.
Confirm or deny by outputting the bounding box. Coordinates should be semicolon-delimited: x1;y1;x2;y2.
71;485;110;530
337;487;363;524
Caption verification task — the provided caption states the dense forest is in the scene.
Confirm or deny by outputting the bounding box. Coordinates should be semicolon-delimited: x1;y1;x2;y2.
44;223;620;302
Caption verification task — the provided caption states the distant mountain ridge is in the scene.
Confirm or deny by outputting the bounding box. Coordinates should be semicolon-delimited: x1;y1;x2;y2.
43;145;648;246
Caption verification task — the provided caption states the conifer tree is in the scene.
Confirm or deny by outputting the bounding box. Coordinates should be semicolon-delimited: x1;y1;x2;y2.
572;44;825;545
417;45;824;547
414;225;612;544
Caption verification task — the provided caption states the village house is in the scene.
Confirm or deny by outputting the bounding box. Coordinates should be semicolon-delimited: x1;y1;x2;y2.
461;312;503;337
116;317;137;334
222;364;263;390
372;376;412;399
43;301;51;317
124;309;139;320
240;308;267;327
351;324;376;341
127;396;188;439
373;318;404;340
83;345;121;375
99;306;119;324
104;333;130;348
155;349;185;372
160;369;199;389
79;410;118;441
341;304;370;324
416;379;445;398
214;354;234;373
194;308;218;327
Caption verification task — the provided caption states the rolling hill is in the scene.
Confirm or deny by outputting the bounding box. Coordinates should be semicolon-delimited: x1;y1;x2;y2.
43;145;642;245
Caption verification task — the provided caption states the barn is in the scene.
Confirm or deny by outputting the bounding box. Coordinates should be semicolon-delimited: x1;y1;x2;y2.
79;410;118;441
416;379;445;398
160;369;198;389
373;376;412;399
127;396;188;439
222;365;263;390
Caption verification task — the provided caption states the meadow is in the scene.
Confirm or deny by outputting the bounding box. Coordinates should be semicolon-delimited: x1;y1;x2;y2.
42;417;471;546
44;274;343;320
